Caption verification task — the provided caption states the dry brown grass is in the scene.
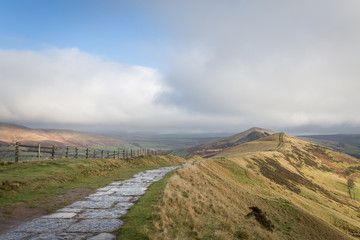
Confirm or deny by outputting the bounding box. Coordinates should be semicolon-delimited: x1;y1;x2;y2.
217;135;279;157
150;134;360;239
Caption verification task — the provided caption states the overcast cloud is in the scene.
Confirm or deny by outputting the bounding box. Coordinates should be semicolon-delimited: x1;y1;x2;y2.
1;1;360;133
154;0;360;132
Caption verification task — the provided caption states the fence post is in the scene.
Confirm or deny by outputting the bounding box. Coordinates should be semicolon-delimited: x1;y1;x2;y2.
75;147;78;159
15;142;19;162
37;144;41;160
106;151;109;159
113;150;116;159
65;146;69;158
101;150;104;159
51;145;55;159
93;150;96;158
122;149;125;159
86;148;89;159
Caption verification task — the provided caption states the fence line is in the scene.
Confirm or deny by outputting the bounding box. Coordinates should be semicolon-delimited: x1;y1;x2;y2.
0;142;167;162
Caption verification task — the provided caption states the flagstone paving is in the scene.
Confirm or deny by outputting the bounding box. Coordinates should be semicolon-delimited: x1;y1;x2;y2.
0;164;190;240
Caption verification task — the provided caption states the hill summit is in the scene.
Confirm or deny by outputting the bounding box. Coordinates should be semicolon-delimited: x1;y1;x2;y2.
178;127;275;157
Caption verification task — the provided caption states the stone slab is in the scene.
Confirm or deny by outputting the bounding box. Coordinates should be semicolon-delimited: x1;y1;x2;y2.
77;209;127;219
56;207;84;213
85;195;130;202
121;182;151;188
42;212;78;219
13;218;76;233
113;187;147;196
0;232;32;240
88;233;116;240
96;186;114;191
67;219;123;233
115;202;134;209
68;201;114;209
28;233;88;240
108;181;123;186
89;191;113;197
56;208;83;213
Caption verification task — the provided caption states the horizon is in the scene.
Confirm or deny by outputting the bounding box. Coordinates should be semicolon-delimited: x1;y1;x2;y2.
1;1;360;135
1;121;358;137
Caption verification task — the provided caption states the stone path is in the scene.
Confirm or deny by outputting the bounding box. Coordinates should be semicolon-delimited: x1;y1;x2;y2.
0;164;190;240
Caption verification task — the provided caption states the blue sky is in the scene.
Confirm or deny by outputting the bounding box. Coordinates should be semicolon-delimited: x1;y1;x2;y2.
0;0;165;68
1;0;360;134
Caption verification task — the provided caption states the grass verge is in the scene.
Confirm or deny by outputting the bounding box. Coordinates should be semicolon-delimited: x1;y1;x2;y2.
117;171;175;240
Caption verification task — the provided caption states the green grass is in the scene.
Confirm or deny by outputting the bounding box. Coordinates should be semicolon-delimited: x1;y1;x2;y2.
0;155;184;210
117;171;175;239
214;157;256;186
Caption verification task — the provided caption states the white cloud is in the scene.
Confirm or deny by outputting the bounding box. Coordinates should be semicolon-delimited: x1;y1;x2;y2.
0;48;168;126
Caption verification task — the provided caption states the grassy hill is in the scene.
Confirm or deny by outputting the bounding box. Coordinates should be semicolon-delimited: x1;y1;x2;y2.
173;127;275;157
147;133;360;239
0;122;136;149
300;134;360;159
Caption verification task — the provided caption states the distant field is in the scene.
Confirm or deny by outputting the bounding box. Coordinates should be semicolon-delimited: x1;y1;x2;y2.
299;134;360;159
120;134;227;150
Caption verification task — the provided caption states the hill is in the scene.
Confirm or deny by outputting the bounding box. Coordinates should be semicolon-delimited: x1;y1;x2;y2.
150;133;360;239
300;134;360;159
0;122;136;148
174;127;275;157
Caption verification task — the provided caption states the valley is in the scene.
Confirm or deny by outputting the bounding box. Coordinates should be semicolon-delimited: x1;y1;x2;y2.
1;124;360;239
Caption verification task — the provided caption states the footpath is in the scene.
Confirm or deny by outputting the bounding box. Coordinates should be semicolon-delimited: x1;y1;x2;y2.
0;163;190;240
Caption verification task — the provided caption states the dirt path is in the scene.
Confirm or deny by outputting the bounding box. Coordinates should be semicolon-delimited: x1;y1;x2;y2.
0;164;189;240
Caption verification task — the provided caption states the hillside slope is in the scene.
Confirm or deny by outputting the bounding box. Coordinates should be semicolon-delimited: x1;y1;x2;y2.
0;123;136;148
175;127;275;157
152;133;360;239
300;134;360;159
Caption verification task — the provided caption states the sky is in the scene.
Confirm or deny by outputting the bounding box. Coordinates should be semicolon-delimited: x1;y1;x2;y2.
1;0;360;134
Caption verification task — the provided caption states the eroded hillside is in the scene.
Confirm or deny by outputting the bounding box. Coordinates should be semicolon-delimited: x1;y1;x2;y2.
175;127;275;157
151;133;360;239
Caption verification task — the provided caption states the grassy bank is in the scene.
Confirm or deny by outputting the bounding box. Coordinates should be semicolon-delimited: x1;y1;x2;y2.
0;155;186;211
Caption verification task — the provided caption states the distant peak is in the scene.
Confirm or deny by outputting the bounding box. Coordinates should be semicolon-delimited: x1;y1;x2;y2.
248;127;262;131
246;127;275;133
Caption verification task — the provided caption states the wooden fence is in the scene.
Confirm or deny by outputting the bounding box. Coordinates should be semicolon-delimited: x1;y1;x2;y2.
0;142;167;162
